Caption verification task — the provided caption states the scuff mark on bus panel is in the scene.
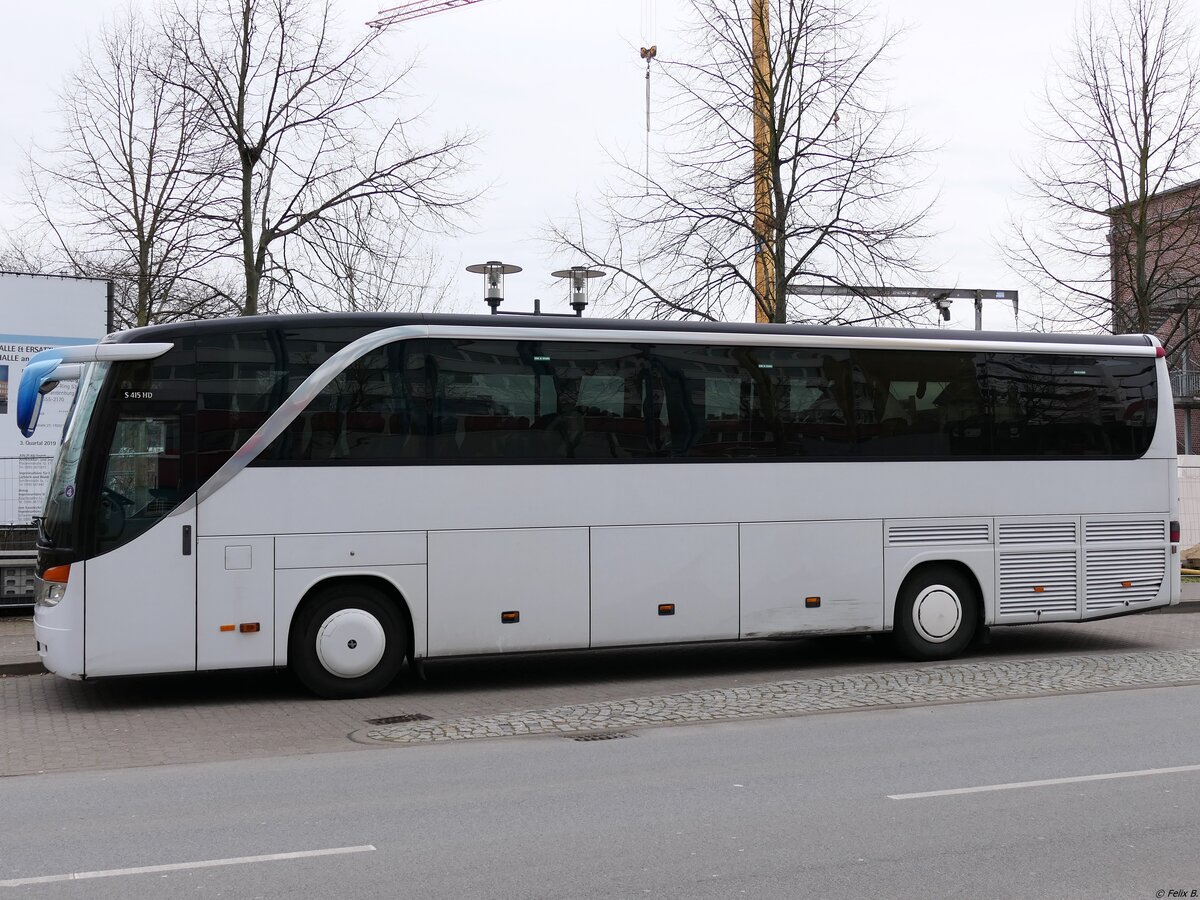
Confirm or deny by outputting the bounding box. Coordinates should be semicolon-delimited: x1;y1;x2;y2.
739;520;884;638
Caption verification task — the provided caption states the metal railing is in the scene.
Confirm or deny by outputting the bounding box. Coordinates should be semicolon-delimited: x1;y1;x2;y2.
1172;370;1200;399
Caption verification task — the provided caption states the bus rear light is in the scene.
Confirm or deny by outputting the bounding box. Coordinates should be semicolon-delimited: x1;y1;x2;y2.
1171;520;1181;542
1156;346;1166;358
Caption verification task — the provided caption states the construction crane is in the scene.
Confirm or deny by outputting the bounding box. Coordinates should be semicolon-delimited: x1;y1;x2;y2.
370;0;776;324
368;0;490;29
751;0;772;324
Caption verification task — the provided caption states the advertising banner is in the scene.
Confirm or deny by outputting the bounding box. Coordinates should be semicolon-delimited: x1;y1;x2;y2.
0;274;108;525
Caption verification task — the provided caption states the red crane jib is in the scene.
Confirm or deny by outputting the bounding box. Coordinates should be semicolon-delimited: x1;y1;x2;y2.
368;0;491;29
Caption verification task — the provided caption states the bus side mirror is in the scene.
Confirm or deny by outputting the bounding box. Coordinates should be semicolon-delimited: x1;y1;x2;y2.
17;357;81;438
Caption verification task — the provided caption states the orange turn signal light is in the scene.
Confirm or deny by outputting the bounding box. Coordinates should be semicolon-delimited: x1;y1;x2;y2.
239;623;260;633
658;603;675;616
219;624;235;632
42;564;70;584
500;611;520;624
805;596;821;608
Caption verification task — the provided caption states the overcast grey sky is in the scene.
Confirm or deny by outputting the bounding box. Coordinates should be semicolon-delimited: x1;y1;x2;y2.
1;0;1095;328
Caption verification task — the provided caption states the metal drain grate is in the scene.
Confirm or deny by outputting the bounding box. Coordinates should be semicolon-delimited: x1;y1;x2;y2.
571;731;634;742
366;713;433;725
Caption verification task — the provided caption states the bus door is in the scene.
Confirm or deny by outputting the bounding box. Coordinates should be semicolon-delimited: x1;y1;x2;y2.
84;401;197;676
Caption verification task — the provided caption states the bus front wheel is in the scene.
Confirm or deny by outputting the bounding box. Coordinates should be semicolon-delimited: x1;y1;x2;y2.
892;566;979;661
290;584;407;699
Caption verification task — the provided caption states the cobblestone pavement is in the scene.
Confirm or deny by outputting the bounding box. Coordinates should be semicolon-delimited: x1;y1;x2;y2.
5;613;1200;778
0;615;37;671
366;649;1200;744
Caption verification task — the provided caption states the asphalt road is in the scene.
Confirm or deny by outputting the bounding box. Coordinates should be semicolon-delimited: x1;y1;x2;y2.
2;683;1200;899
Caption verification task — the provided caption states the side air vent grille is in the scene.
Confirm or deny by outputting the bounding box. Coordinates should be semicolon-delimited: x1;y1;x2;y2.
1085;549;1166;611
997;522;1078;546
1084;520;1165;543
998;552;1078;618
887;523;991;546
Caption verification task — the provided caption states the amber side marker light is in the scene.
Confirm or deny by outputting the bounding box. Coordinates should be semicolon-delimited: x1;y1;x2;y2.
805;596;821;608
1121;581;1133;589
1033;586;1045;593
239;623;260;633
219;625;236;632
501;611;520;624
658;603;675;616
42;565;70;584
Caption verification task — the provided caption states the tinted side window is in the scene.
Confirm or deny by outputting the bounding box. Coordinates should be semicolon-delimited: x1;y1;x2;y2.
985;354;1157;457
749;347;854;456
201;327;375;469
851;350;986;457
197;331;285;480
648;345;751;457
429;340;663;459
269;341;428;462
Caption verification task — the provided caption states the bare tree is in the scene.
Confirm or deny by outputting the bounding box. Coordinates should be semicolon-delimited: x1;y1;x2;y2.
1009;0;1200;359
288;202;454;313
163;0;474;315
24;8;231;328
549;0;932;324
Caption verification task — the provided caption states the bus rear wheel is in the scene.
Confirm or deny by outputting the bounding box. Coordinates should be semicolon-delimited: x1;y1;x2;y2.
892;566;979;661
290;584;407;699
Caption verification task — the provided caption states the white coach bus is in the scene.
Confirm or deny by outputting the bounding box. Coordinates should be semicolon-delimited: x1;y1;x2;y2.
17;314;1180;697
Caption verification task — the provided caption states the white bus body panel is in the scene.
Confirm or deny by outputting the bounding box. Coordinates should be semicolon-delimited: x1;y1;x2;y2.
85;511;196;676
740;520;883;637
427;527;589;655
199;461;1172;537
590;524;739;647
196;536;275;669
274;531;426;569
191;454;1175;664
33;573;87;679
993;516;1082;623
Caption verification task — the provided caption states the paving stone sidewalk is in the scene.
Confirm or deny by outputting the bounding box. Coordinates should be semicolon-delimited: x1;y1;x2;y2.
0;615;37;673
366;648;1200;745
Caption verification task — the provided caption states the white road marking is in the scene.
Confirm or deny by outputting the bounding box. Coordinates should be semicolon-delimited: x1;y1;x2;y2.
0;844;376;887
888;763;1200;800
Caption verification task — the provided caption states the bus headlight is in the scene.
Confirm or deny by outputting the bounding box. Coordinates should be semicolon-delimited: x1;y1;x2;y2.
34;579;66;608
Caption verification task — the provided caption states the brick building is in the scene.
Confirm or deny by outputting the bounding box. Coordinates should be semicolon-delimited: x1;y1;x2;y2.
1109;178;1200;452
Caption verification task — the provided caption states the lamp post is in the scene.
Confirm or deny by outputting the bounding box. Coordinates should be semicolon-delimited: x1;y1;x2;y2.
551;267;606;316
465;261;522;313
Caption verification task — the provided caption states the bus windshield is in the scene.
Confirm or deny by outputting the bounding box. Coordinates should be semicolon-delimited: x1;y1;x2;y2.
41;362;110;548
